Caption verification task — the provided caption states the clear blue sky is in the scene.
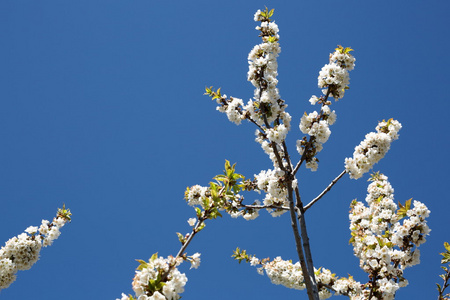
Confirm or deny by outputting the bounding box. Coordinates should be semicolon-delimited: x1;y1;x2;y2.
1;1;449;299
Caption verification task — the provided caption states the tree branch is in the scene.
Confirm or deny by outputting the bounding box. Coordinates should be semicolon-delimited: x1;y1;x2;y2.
239;204;290;210
287;184;319;300
294;185;319;299
304;169;347;212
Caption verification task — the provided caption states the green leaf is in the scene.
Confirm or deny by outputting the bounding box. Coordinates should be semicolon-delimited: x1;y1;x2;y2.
232;247;249;263
397;198;412;219
441;253;450;264
210;182;218;198
267;36;278;43
202;197;211;209
150;252;158;262
335;45;344;53
176;232;186;244
204;86;212;95
344;47;354;54
444;242;450;252
135;259;148;271
209;208;222;219
195;207;202;218
197;222;206;232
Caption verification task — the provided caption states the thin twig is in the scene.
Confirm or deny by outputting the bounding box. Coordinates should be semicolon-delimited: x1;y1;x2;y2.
161;216;205;282
438;266;450;300
304;169;347;211
239;204;289;210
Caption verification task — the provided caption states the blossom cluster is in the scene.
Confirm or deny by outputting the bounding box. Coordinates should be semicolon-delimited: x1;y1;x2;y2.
345;119;402;179
0;207;71;290
247;255;362;299
296;46;354;172
297;104;337;171
184;161;262;221
254;113;291;167
206;8;290;169
184;182;260;221
349;173;430;299
117;253;193;300
184;161;293;220
318;46;355;100
254;168;289;217
245;14;284;127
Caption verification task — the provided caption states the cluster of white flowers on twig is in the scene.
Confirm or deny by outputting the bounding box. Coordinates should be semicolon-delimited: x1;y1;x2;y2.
233;249;362;300
297;45;355;172
345;119;402;179
184;161;262;221
254;168;289;217
318;46;355;100
349;172;430;299
206;7;291;170
0;205;71;290
117;253;199;300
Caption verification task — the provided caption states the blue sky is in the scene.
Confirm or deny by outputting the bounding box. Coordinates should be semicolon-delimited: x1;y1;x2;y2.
1;1;449;299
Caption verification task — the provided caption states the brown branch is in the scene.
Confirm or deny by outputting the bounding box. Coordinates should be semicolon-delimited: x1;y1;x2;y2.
239;204;290;210
293;185;319;299
287;184;319;300
304;169;347;211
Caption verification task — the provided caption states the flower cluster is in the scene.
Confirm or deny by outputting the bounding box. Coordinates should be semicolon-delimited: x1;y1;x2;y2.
118;253;191;300
297;104;337;171
205;8;290;168
245;20;283;124
254;168;289;217
184;184;208;208
184;161;262;221
349;173;430;299
239;253;362;299
318;45;355;100
0;206;71;290
297;46;354;172
345;119;402;179
215;96;244;125
254;115;290;167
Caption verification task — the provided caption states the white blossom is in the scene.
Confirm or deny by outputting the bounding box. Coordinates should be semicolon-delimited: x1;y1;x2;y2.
345;120;402;180
0;213;69;290
349;173;430;297
187;218;196;227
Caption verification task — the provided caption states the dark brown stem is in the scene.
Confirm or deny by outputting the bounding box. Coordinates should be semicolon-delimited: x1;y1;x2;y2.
160;216;206;283
368;274;377;300
304;169;347;211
